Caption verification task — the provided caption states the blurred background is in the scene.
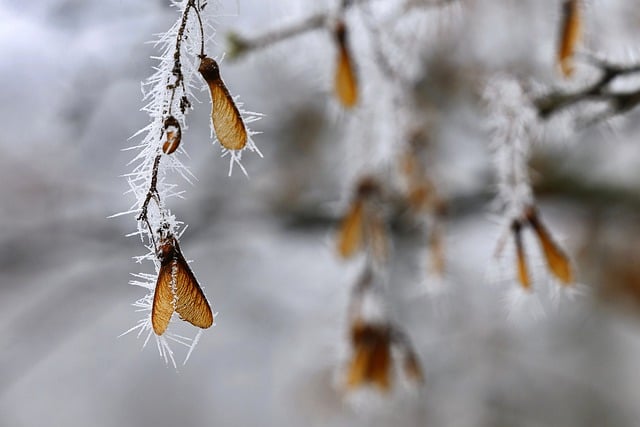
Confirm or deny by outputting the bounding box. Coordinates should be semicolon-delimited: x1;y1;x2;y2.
3;0;640;426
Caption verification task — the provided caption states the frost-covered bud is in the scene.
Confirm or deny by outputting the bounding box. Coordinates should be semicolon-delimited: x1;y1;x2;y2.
162;115;182;155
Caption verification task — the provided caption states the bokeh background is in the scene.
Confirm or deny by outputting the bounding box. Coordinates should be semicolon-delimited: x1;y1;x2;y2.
3;0;640;426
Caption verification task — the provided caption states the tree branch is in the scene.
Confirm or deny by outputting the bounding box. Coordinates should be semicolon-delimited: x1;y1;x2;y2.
226;0;459;60
534;55;640;120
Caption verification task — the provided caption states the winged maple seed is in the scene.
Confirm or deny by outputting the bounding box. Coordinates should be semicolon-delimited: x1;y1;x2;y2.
337;199;364;258
333;20;358;108
198;55;248;150
346;319;425;391
512;219;531;290
151;234;214;336
346;321;392;392
336;178;388;262
162;115;182;155
557;0;581;77
524;207;573;284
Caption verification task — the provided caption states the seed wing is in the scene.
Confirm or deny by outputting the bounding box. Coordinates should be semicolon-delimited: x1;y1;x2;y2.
526;210;573;284
172;251;214;329
558;0;581;77
208;81;247;150
337;200;364;258
536;225;573;284
513;224;531;290
334;45;358;108
151;262;176;336
368;339;391;391
346;344;370;389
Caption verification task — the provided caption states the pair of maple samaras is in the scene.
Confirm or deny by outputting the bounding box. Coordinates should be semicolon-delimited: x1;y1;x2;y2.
346;320;423;391
511;206;573;290
152;56;247;336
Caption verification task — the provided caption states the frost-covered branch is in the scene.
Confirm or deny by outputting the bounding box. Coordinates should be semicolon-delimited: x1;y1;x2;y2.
120;0;259;367
535;56;640;121
225;0;459;60
485;76;573;293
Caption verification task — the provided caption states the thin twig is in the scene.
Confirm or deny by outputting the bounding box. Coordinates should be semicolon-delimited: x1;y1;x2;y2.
137;154;163;250
227;0;459;59
139;0;209;249
534;55;640;120
167;0;197;116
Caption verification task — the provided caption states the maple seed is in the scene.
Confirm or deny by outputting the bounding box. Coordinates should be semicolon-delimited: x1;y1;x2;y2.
557;0;581;77
162;116;182;155
337;200;364;258
151;235;214;336
333;20;358;108
512;220;531;290
525;207;573;284
346;321;392;391
198;56;247;151
337;177;385;260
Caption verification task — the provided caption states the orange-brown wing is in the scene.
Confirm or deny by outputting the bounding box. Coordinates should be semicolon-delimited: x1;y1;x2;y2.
151;262;176;336
337;200;364;259
334;45;358;108
513;223;531;290
525;210;573;284
172;251;214;329
346;343;370;390
368;336;391;392
557;0;581;77
208;81;247;150
534;223;573;284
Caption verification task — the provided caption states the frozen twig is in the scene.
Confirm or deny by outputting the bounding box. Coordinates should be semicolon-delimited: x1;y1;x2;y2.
535;55;640;121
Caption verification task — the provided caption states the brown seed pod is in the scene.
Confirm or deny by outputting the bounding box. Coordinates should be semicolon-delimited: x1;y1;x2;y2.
512;220;531;290
334;20;358;108
198;56;247;150
151;236;214;335
346;321;392;391
338;177;389;261
162;116;182;155
557;0;581;77
525;207;573;284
